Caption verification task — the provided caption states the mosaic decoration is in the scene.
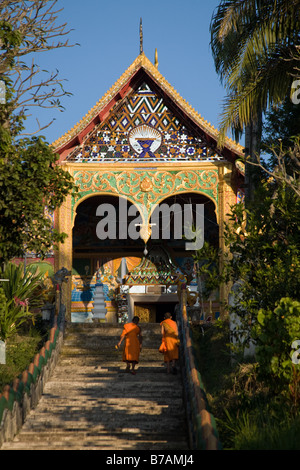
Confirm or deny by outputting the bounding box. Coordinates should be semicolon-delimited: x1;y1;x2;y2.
124;246;178;286
235;159;245;176
237;188;245;204
66;83;224;163
128;124;162;157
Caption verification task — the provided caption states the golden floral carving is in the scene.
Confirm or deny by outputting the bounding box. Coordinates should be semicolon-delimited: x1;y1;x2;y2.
140;177;153;192
72;169;218;219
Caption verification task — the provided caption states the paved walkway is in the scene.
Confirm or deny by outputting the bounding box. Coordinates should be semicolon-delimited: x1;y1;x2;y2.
1;323;189;450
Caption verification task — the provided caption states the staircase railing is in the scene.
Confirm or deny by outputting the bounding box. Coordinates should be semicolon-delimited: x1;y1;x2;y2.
178;289;222;450
0;326;63;448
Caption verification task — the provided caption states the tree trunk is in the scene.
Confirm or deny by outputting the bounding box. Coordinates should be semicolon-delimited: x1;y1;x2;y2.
244;111;262;204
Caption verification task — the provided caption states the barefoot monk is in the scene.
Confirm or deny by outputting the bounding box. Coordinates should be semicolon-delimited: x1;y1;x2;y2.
160;312;179;374
117;316;142;375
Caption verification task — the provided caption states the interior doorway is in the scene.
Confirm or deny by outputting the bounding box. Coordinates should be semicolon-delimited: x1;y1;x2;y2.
134;302;178;323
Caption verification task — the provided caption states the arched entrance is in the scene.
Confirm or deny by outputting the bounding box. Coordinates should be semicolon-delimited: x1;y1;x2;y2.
71;194;144;322
70;191;219;323
126;192;220;322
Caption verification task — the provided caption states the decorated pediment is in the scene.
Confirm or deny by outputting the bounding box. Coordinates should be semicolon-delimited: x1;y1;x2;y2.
53;53;244;164
65;82;225;164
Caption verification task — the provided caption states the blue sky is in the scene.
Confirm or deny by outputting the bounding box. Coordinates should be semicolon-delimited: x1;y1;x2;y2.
26;0;230;145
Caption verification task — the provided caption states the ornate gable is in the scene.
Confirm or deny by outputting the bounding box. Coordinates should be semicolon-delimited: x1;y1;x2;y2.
66;81;225;163
53;53;244;163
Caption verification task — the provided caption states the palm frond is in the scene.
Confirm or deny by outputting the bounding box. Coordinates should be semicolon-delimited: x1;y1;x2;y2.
210;0;300;143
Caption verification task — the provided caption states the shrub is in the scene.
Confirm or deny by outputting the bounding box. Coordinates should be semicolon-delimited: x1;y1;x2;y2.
0;286;34;342
0;262;44;342
0;262;44;308
253;297;300;396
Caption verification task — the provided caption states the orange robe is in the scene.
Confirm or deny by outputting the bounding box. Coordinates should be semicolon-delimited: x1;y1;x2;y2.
160;318;179;362
121;322;142;364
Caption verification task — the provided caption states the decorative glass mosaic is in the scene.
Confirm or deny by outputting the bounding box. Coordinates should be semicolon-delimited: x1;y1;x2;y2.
67;82;225;163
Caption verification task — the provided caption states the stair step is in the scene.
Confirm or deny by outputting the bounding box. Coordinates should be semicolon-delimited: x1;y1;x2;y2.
1;322;189;451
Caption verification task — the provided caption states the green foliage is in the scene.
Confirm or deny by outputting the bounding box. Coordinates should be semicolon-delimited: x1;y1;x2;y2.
225;183;300;310
193;241;221;300
0;333;43;391
208;0;300;447
253;298;300;391
224;180;300;392
0;20;22;70
261;97;300;155
223;406;300;450
191;320;232;394
0;12;77;264
210;0;300;143
192;322;300;449
0;131;76;263
0;286;33;342
0;262;44;307
0;262;45;341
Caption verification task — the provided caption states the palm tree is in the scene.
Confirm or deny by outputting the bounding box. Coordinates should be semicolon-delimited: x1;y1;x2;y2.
210;0;300;201
210;0;300;145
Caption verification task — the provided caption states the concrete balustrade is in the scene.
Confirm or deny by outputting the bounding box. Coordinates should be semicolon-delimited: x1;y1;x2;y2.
0;296;221;450
179;290;222;450
0;327;63;448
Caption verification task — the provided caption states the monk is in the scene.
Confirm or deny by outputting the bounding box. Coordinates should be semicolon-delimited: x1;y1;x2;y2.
117;316;142;375
160;312;179;374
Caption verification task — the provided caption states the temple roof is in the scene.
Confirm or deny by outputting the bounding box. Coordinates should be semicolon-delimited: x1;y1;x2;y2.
52;52;244;162
124;246;178;286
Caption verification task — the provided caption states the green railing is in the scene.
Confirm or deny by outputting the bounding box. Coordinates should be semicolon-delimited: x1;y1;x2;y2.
178;290;222;450
0;326;63;447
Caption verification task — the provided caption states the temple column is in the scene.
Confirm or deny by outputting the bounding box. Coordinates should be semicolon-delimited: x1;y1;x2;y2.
55;184;73;321
218;163;236;317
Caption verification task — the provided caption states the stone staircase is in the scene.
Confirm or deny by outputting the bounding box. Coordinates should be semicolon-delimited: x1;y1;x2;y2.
1;323;189;450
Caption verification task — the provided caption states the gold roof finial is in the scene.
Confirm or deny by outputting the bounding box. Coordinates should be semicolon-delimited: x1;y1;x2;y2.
154;48;158;68
140;18;143;54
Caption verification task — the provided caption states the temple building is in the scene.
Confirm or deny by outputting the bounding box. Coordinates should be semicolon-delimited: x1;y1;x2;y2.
44;45;244;324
